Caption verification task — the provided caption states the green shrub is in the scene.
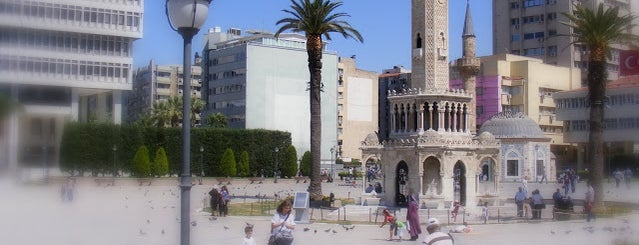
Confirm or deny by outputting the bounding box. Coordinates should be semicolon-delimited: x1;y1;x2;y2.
132;145;151;177
281;145;298;178
299;151;311;176
236;151;250;177
152;147;169;177
219;148;237;177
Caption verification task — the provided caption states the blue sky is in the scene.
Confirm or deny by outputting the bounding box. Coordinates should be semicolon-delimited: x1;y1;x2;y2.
133;0;493;73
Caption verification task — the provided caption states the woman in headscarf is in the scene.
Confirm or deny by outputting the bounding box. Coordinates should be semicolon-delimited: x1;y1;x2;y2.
406;189;422;241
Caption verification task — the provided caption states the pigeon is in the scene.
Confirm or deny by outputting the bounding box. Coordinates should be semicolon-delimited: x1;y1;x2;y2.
161;229;165;235
224;226;230;230
303;228;310;232
246;222;254;228
331;230;338;234
324;228;331;233
191;221;197;227
564;230;572;234
139;229;147;235
146;219;150;224
209;217;217;221
550;230;555;235
314;230;317;234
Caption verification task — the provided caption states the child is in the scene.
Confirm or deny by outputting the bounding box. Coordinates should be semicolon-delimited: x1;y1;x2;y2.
523;197;532;219
379;209;398;241
450;201;461;222
449;222;472;233
241;225;256;245
396;220;406;241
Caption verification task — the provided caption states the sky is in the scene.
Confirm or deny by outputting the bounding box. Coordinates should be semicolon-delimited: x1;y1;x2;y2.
133;0;493;73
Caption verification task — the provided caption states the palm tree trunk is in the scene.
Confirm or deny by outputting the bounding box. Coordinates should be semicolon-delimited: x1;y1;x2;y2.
587;58;607;205
307;35;324;201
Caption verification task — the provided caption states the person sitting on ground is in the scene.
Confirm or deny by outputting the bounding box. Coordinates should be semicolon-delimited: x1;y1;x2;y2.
449;222;472;233
374;182;383;193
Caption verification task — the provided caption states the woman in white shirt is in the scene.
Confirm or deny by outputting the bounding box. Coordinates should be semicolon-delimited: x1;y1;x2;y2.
270;200;295;245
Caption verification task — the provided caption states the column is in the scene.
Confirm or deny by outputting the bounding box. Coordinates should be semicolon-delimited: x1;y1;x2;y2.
419;105;424;132
438;107;445;132
8;85;19;173
452;106;457;132
113;90;122;124
428;104;433;130
70;88;79;121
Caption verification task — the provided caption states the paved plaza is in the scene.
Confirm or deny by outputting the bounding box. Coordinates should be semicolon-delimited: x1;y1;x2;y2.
1;175;638;245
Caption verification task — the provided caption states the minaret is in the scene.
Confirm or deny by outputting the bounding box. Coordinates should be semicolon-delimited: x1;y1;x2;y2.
411;0;449;92
456;0;480;133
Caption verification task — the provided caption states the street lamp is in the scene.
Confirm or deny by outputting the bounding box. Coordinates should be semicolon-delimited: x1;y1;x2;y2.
112;144;117;177
166;1;211;244
607;142;612;183
199;145;204;185
330;146;335;182
274;147;279;183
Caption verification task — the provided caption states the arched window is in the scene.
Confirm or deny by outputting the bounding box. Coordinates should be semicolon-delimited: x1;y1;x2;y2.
416;33;422;49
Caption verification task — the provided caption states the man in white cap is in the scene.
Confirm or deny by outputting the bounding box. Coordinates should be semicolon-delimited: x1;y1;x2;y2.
422;218;454;245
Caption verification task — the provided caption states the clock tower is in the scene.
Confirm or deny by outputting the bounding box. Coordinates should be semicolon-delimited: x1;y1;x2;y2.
411;0;449;91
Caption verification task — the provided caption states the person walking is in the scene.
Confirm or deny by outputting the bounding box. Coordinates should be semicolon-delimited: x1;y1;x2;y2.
585;182;595;222
482;202;489;224
450;201;461;222
614;169;624;188
423;218;454;245
270;200;295;245
624;168;633;189
514;187;526;217
406;191;422;241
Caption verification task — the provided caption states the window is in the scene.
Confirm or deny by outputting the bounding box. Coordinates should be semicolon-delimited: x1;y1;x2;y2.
507;160;519;176
512;34;520;41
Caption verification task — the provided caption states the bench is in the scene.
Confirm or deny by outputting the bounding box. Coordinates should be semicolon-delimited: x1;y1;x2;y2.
137;179;153;186
216;178;231;185
94;178;115;186
248;177;264;184
294;176;309;183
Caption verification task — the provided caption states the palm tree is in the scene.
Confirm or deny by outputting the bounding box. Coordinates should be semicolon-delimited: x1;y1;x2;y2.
190;97;205;127
275;0;363;201
561;3;637;204
205;112;227;128
166;96;183;127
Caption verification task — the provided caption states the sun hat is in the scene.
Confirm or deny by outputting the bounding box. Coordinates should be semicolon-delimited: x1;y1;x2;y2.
426;218;440;228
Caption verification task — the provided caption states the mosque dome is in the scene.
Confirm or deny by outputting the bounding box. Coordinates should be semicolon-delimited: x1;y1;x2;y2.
478;111;546;139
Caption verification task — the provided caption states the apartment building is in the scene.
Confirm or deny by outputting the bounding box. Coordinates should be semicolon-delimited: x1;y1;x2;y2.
201;27;338;161
451;54;581;165
492;0;637;85
127;59;202;124
377;66;412;142
0;0;143;173
336;57;378;164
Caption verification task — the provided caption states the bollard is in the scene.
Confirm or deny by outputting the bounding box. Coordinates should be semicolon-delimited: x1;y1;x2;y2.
427;207;431;220
497;208;500;224
343;206;346;221
462;208;466;223
369;208;372;223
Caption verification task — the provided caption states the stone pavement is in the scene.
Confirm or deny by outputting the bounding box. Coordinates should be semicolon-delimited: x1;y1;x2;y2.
1;175;637;245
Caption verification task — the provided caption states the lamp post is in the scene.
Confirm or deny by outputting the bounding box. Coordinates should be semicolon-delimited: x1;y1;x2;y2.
112;144;117;177
199;145;204;185
330;146;335;182
274;147;279;183
166;1;211;244
607;142;612;183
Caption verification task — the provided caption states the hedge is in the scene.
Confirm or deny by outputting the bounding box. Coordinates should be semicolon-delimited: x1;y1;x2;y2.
59;122;292;177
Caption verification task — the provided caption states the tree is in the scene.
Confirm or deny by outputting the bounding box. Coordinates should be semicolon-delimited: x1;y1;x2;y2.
281;145;299;178
219;148;237;177
561;3;637;204
236;150;250;177
205;112;227;128
191;97;205;127
152;147;169;177
299;151;311;176
132;145;151;177
275;0;363;201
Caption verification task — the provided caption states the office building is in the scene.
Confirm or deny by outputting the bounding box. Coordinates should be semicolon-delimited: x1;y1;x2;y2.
0;0;143;173
377;66;411;142
492;0;638;85
201;27;338;161
554;75;639;171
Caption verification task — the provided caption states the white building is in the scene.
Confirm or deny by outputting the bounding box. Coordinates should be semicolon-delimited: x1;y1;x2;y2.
201;28;338;162
554;75;639;171
0;0;143;174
